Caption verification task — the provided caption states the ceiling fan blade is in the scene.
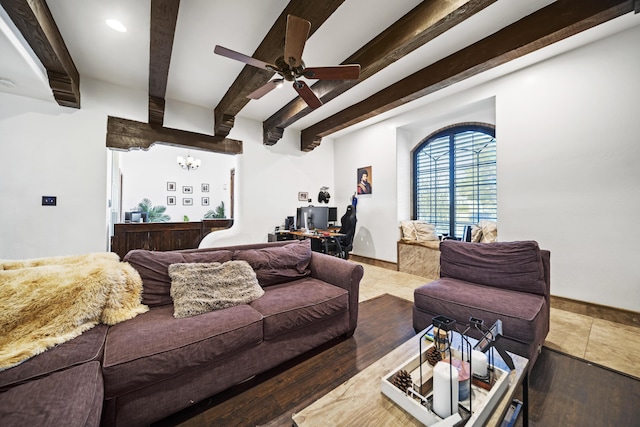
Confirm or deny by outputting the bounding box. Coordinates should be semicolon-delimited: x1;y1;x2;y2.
247;79;283;100
284;15;311;68
293;80;322;110
303;64;361;80
214;45;276;71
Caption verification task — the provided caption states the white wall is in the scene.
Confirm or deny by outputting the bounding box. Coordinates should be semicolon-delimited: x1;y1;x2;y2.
0;78;334;258
495;25;640;312
200;116;335;246
0;93;110;258
119;145;235;222
1;21;638;311
333;24;640;312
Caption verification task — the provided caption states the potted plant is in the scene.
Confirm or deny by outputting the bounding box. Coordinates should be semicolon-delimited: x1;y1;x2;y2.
135;198;171;222
204;201;225;219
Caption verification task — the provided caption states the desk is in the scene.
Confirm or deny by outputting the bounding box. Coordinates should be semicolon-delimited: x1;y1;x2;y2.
288;230;345;254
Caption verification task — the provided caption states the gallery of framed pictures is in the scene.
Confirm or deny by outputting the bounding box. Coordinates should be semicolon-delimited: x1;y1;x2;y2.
166;182;211;206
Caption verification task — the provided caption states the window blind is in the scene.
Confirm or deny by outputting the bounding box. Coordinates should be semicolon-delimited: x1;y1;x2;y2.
413;125;496;238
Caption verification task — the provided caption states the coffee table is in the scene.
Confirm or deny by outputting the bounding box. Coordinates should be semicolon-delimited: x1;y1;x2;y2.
292;329;529;426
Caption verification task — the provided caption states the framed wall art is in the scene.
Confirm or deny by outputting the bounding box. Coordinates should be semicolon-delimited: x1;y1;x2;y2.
298;192;308;201
167;182;176;191
357;166;372;195
182;186;193;194
183;198;193;206
202;197;210;206
167;196;176;206
201;183;210;192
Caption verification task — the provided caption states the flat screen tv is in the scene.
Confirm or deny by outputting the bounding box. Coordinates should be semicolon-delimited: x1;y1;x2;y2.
296;206;329;230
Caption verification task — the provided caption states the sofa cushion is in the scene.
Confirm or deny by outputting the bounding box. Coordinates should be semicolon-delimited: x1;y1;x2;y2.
0;324;108;391
250;278;349;340
0;361;104;427
414;278;546;344
102;304;263;398
169;261;264;318
439;240;546;296
124;249;233;307
233;240;311;287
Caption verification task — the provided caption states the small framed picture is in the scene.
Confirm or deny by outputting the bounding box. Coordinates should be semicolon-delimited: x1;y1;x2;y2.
201;183;210;192
298;192;308;201
183;198;193;206
182;186;193;194
202;197;210;206
167;182;176;191
167;196;176;206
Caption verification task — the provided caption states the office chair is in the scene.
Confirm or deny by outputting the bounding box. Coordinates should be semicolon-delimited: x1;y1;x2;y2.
327;205;357;259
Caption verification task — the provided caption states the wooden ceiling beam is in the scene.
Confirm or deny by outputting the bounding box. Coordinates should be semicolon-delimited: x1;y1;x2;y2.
0;0;80;108
263;0;496;145
148;0;180;125
213;0;345;137
106;116;242;154
300;0;635;151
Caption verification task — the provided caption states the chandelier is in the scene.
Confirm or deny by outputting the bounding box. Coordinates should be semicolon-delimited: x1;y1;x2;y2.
177;154;201;171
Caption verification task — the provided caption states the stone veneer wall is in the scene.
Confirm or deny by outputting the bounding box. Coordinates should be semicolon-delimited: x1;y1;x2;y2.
397;241;440;280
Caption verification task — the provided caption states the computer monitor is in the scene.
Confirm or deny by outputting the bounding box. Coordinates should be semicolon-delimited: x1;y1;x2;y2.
124;211;148;223
296;206;329;230
462;225;473;242
328;207;338;223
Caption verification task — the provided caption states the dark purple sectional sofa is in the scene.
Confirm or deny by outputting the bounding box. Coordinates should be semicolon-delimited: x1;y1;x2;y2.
413;240;550;371
0;240;363;426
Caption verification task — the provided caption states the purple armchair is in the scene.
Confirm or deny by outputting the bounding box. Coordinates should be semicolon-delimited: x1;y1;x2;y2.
413;240;550;371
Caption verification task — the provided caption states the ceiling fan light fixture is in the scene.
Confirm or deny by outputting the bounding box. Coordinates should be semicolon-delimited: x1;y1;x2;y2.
106;19;127;33
214;14;359;110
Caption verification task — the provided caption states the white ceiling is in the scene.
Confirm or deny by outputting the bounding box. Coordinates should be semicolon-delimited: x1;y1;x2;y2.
1;0;638;136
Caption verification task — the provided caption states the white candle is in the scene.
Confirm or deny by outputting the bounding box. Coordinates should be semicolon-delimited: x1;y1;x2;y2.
433;361;459;418
471;350;488;377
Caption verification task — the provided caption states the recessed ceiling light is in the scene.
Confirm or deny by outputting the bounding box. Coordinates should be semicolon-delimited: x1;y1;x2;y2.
0;78;16;88
106;19;127;33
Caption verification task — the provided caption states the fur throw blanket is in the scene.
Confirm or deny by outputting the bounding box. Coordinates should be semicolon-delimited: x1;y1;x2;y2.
0;252;148;371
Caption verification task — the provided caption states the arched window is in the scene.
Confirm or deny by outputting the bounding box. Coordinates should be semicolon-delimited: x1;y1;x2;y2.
413;124;496;239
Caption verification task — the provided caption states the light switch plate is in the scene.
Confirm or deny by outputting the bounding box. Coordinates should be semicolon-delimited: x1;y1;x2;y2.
42;196;57;206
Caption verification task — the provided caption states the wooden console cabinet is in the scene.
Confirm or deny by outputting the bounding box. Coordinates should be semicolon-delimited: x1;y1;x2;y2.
111;219;233;259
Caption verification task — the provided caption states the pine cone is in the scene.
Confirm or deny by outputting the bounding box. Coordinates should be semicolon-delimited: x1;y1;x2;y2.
391;369;413;393
426;346;442;366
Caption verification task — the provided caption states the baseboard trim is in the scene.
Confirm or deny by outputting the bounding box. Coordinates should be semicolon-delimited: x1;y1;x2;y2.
349;254;397;271
550;295;639;328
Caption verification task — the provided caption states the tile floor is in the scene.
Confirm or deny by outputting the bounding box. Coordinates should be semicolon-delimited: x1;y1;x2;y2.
357;262;640;379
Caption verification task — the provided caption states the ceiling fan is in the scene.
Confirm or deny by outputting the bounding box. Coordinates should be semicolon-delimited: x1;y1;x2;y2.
214;14;360;110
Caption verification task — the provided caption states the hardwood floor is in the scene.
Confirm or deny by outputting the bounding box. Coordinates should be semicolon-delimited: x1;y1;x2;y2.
153;295;416;427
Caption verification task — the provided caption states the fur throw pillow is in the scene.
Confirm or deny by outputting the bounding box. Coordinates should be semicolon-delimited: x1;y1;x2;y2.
169;261;264;318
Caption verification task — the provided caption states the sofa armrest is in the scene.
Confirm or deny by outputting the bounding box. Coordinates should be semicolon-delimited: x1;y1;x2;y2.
309;252;364;336
541;249;551;335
